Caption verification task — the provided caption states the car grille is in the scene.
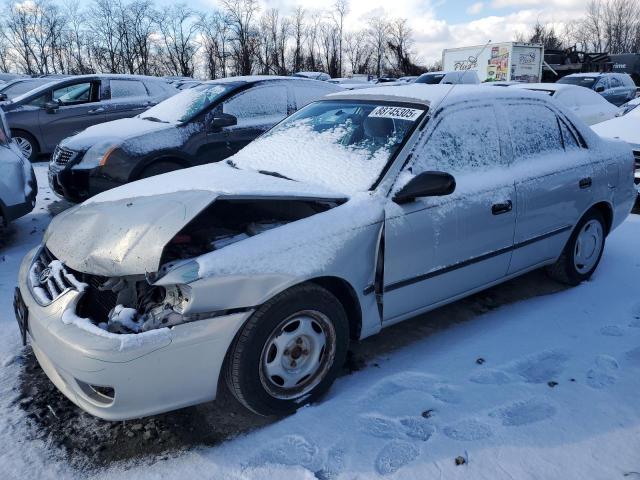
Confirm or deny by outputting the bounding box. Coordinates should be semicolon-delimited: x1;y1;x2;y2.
28;247;87;306
52;146;77;166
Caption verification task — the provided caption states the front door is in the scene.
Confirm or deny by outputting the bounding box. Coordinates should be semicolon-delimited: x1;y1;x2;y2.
383;103;516;322
38;80;105;151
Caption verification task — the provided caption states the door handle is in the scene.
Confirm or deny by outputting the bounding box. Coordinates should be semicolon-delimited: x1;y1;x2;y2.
579;177;592;189
491;200;512;215
88;107;105;114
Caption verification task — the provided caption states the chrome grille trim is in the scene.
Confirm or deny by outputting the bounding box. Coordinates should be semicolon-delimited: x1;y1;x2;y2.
27;247;87;306
52;146;77;166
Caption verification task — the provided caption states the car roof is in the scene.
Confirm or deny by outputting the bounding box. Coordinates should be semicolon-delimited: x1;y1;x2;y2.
326;84;551;106
510;83;578;92
203;75;305;85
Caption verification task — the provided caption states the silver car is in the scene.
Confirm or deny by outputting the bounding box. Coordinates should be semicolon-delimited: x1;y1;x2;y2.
14;85;636;420
0;111;36;225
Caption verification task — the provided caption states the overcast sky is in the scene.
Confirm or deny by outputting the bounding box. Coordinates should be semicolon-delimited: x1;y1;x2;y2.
171;0;585;64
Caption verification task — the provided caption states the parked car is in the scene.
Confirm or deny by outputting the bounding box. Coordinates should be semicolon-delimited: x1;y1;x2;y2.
327;78;374;90
397;76;418;83
0;111;36;225
1;74;176;161
509;83;618;125
414;70;480;85
292;72;331;81
15;85;635;420
616;97;640;116
48;76;341;202
556;72;637;106
175;80;202;90
0;73;29;83
0;78;56;102
591;107;640;194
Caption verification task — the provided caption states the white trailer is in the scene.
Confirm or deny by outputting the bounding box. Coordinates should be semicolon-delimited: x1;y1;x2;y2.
442;42;544;83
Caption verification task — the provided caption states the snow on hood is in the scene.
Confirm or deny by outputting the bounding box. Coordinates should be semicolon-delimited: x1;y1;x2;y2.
60;117;174;151
45;163;345;276
591;112;640;148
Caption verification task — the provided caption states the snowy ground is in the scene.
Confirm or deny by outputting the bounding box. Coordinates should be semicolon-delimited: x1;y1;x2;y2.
1;164;640;479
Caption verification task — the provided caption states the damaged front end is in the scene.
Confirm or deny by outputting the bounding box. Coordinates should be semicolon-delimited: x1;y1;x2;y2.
35;195;344;335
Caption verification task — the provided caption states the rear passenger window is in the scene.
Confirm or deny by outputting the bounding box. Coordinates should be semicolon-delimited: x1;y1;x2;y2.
505;104;563;159
415;105;502;174
294;84;334;108
110;80;148;99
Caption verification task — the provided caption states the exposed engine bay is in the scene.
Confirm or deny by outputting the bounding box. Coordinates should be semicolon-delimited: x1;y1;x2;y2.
72;198;342;334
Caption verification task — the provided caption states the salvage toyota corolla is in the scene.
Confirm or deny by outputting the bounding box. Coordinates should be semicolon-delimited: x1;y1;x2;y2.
14;85;636;420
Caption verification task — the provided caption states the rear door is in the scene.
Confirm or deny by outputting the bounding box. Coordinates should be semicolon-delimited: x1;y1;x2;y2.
504;101;594;273
383;103;517;321
102;78;152;122
37;80;105;151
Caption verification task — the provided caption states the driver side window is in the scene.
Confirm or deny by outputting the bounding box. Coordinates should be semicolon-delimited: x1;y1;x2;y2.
223;84;288;125
412;105;503;175
52;82;96;105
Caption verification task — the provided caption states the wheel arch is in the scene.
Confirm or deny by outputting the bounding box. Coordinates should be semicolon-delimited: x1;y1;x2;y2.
588;201;613;235
132;155;191;180
307;276;362;342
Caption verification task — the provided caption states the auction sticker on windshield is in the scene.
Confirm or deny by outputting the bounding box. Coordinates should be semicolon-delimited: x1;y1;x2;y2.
369;106;424;121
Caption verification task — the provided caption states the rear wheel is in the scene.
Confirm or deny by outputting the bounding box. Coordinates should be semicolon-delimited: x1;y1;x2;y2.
546;209;606;286
139;161;183;179
225;283;349;416
11;130;38;161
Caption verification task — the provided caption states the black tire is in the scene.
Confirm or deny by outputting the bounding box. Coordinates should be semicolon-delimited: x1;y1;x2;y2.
546;209;606;286
138;160;183;179
225;283;350;416
10;130;39;161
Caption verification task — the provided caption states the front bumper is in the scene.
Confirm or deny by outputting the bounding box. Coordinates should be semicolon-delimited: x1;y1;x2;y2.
17;248;251;420
48;163;120;203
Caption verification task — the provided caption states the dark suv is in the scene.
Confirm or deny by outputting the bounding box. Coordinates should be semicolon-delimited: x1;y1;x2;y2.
48;76;341;202
1;74;176;160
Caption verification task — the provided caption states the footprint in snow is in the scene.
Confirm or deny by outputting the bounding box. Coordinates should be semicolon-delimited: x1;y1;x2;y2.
314;445;346;480
443;419;493;441
432;384;463;404
374;440;419;476
469;369;512;385
490;398;556;427
250;435;321;471
624;346;640;366
629;317;640;328
586;354;619;389
510;351;569;384
358;413;435;442
360;371;438;405
599;325;625;337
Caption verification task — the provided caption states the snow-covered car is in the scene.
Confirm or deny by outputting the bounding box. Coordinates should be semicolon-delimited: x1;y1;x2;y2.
0;111;37;225
14;85;636;420
557;72;637;106
616;97;640;117
509;83;618;125
414;71;480;85
591;107;640;193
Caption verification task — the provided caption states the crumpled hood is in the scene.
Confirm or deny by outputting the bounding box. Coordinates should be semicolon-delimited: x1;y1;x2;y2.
60;117;174;152
45;163;346;276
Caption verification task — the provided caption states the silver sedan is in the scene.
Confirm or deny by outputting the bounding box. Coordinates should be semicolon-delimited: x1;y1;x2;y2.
15;85;636;420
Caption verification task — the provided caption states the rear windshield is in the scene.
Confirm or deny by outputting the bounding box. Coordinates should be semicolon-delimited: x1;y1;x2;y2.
415;73;445;84
557;76;597;88
140;83;236;123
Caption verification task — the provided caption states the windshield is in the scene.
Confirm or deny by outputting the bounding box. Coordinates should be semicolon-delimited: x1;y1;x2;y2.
557;76;597;88
231;100;425;193
141;83;235;123
1;79;50;99
415;73;445;84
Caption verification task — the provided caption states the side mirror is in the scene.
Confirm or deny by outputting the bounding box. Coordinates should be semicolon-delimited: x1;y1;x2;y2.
0;93;7;101
44;101;60;113
595;86;605;93
209;112;237;131
393;171;456;204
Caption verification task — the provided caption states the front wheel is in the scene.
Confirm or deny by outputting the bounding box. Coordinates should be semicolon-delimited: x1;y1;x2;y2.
11;131;39;161
225;283;349;416
546;209;606;286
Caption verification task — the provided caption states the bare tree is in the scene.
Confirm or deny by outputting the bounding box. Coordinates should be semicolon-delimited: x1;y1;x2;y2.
158;4;199;77
290;6;305;73
332;0;348;77
367;15;389;77
222;0;259;75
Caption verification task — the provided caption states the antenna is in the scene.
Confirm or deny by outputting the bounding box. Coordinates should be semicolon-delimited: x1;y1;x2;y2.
430;39;492;114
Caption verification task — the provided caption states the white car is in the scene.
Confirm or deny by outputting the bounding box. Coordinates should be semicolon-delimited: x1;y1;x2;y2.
14;85;635;420
591;106;640;192
510;83;618;126
0;111;36;225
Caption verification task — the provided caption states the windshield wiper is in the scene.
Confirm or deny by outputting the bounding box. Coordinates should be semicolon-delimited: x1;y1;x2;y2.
141;116;169;123
258;170;293;181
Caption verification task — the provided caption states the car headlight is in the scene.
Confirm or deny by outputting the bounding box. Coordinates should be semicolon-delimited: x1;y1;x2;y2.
80;139;120;167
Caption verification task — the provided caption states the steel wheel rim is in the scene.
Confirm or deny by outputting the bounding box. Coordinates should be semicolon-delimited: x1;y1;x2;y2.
259;310;336;400
14;137;32;158
574;219;604;274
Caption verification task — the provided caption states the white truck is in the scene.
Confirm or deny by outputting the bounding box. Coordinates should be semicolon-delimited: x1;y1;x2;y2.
442;42;544;83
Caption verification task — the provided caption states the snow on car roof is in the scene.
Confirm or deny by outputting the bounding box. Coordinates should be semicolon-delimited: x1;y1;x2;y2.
202;75;306;85
509;83;574;92
327;84;552;106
